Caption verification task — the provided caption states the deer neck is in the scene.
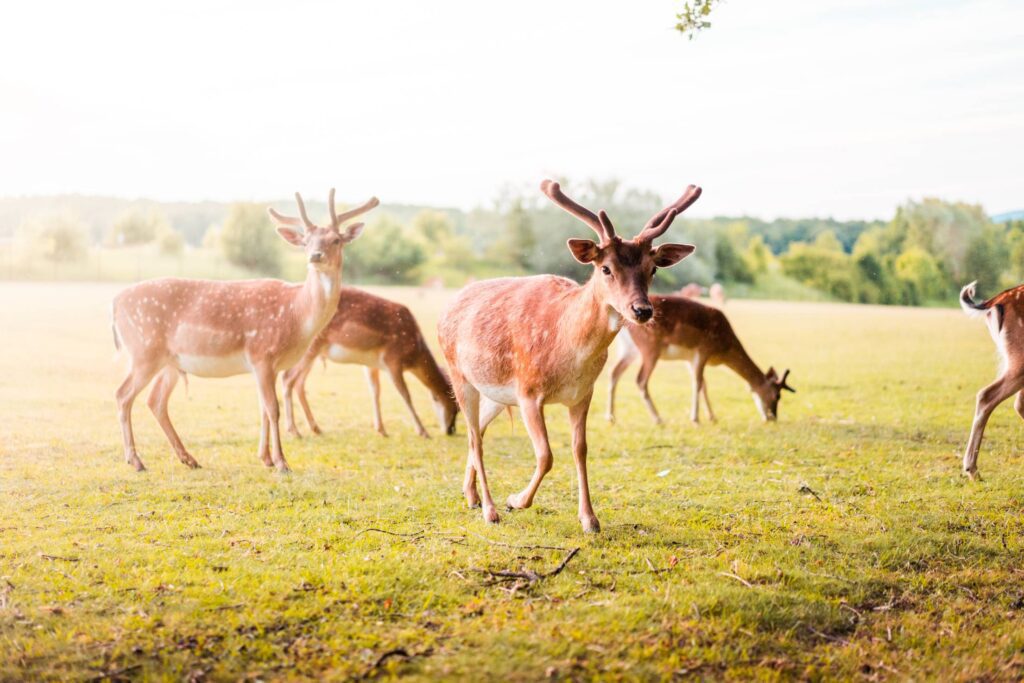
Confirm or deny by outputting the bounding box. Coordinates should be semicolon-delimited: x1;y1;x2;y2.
725;346;766;390
561;274;622;356
297;264;342;337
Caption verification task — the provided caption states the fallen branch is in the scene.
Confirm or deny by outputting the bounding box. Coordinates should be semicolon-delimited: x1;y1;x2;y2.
355;528;424;539
718;571;753;588
797;484;822;502
39;553;80;563
358;647;433;680
470;533;571;552
472;547;581;586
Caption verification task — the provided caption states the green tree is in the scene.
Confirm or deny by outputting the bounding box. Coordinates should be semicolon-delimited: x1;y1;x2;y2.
894;247;945;303
502;200;536;270
813;230;844;252
108;209;169;247
346;215;426;284
17;213;89;264
157;227;185;257
714;235;753;283
220;203;283;275
963;224;1009;296
780;243;858;301
743;233;771;276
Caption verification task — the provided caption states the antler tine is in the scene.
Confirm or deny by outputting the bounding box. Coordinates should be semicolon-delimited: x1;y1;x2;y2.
328;188;338;227
294;192;315;231
540;179;610;243
333;195;381;225
637;185;702;242
598;210;616;240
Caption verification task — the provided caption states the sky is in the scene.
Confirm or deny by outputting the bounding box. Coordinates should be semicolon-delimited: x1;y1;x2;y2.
1;0;1021;219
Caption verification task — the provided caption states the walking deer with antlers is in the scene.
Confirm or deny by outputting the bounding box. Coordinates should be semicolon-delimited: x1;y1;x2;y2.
282;286;458;439
111;190;378;472
606;294;793;424
438;179;699;532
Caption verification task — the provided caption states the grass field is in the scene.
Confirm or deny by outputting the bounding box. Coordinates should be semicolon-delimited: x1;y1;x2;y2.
2;282;1024;681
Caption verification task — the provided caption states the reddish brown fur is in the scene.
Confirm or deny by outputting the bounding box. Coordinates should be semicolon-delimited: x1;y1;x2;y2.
607;295;792;424
438;180;699;532
111;191;377;472
282;286;458;438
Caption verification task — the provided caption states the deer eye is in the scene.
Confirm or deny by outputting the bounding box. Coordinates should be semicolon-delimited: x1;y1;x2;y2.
601;265;611;276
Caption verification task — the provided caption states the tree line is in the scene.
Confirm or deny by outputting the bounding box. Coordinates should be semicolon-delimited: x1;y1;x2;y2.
6;181;1019;305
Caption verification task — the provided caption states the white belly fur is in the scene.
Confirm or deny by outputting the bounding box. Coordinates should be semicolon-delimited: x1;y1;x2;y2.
176;352;250;378
326;343;383;368
662;344;695;361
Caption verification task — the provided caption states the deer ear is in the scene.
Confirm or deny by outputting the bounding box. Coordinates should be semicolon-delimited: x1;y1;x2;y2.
341;222;365;243
766;366;777;380
276;227;305;246
567;238;600;264
652;243;695;267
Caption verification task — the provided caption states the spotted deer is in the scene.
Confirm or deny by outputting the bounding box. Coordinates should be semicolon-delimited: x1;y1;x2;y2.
959;281;1024;479
111;190;378;472
606;294;793;424
438;179;699;532
282;286;458;439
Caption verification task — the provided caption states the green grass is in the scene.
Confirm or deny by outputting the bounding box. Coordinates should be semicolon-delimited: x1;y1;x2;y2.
2;283;1024;680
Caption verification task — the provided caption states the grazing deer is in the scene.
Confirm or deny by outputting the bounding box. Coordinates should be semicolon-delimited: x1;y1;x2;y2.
606;295;793;424
438;180;699;532
281;286;458;438
679;282;703;299
111;190;378;472
709;282;726;307
959;281;1024;479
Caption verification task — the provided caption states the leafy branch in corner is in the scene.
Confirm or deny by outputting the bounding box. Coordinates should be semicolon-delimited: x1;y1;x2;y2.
675;0;724;39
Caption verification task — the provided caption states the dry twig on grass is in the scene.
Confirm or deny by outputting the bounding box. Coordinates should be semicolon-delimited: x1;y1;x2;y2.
472;547;581;587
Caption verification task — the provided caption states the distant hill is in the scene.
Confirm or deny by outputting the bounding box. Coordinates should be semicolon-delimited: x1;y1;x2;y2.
993;210;1024;223
0;195;467;246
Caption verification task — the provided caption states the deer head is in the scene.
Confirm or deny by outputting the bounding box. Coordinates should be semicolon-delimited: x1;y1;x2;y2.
541;180;699;325
267;189;379;271
754;367;796;421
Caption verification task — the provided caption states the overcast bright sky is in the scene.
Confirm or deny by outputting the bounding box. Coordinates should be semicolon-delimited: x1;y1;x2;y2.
1;0;1021;219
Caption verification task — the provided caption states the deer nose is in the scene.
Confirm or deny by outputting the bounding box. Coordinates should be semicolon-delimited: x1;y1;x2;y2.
631;303;653;323
309;252;324;263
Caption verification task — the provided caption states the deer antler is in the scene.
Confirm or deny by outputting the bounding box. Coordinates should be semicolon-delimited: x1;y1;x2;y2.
268;192;317;232
540;180;615;243
332;195;381;227
778;369;796;393
636;185;702;242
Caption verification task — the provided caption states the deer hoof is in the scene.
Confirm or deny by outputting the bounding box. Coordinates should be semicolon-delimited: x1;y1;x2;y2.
506;493;530;510
604;414;616;424
275;463;292;474
287;428;302;439
128;455;146;472
482;506;501;524
580;516;601;534
181;455;201;469
965;468;982;482
311;425;323;436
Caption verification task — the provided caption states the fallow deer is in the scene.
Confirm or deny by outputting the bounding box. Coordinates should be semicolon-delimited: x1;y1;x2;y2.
111;190;378;472
438;180;700;532
282;286;458;439
959;281;1024;479
606;295;793;424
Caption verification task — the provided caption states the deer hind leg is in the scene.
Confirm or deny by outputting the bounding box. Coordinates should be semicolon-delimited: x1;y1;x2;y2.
146;367;199;468
569;392;600;533
257;404;273;467
606;352;635;423
701;380;716;422
1014;391;1024;421
387;361;429;438
463;397;506;508
365;367;387;437
963;373;1024;479
116;360;161;471
295;361;322;436
507;396;553;512
690;356;707;423
254;364;289;473
281;365;302;438
457;382;499;523
636;357;662;425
